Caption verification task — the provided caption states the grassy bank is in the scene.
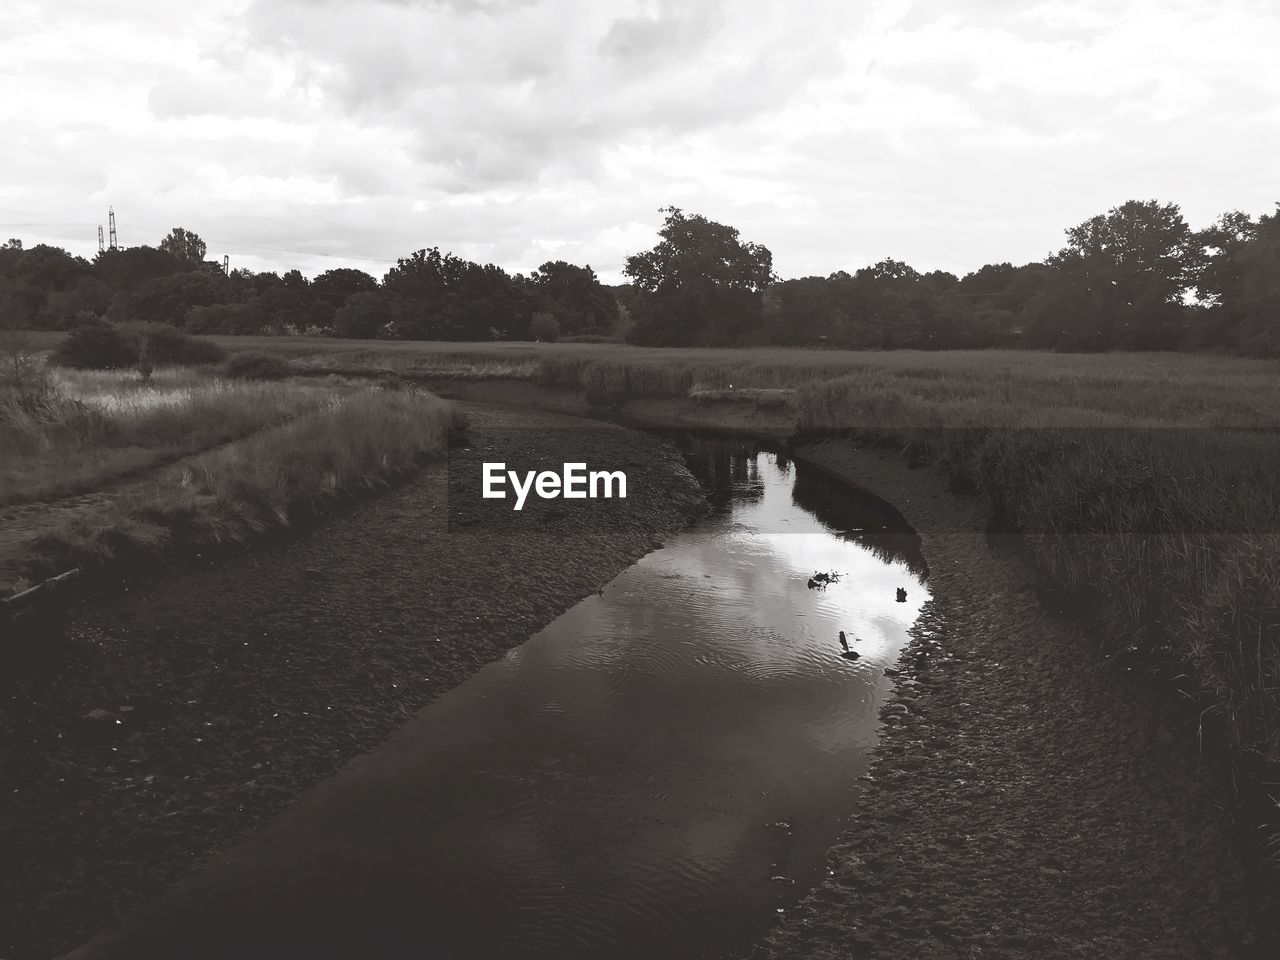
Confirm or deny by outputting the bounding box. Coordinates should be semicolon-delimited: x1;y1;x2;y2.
1;367;336;506
22;387;457;584
799;377;1280;762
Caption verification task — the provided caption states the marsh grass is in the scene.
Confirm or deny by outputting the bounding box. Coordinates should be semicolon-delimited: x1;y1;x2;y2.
1;366;334;506
797;376;1280;773
25;389;457;581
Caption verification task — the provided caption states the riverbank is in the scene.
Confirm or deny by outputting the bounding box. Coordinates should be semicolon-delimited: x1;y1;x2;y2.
436;382;1265;955
743;438;1257;959
397;383;1271;956
0;404;704;960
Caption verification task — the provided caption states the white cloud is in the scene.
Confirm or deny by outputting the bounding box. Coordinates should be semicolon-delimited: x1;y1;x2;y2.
1;0;1278;284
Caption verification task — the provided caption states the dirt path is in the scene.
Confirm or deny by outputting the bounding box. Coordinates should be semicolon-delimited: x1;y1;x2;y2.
0;405;704;960
744;439;1257;960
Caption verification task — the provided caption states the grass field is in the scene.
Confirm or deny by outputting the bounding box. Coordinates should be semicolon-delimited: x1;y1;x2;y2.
200;335;1280;426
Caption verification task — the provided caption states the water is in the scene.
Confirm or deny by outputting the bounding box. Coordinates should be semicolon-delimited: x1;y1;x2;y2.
90;436;929;960
363;436;929;959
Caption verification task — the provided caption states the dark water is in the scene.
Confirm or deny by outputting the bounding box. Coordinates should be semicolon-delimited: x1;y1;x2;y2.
346;435;928;959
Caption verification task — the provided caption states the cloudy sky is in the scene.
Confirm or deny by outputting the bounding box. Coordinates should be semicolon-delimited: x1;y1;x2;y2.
3;0;1278;283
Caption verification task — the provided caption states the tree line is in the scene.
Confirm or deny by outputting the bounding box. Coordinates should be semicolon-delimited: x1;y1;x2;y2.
2;199;1278;353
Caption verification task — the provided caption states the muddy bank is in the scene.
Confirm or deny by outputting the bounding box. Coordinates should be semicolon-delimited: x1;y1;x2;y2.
742;438;1255;960
0;405;704;960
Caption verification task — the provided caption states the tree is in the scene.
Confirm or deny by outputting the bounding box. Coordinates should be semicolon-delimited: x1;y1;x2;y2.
1227;205;1280;355
382;248;454;302
107;270;224;327
527;261;615;336
13;244;89;293
1051;200;1196;304
1047;200;1197;350
311;267;377;304
625;207;774;295
624;207;774;346
530;312;560;342
94;246;181;290
381;249;532;340
186;299;267;335
333;290;390;339
159;227;208;266
43;277;112;327
1195;210;1257;307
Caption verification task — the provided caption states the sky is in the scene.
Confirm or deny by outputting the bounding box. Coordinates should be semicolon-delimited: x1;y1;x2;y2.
2;0;1278;284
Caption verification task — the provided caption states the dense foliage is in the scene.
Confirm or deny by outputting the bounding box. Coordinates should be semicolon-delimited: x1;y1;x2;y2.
3;199;1279;353
49;320;223;370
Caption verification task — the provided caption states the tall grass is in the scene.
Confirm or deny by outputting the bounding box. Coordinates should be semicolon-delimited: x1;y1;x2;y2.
1;366;334;505
24;389;458;581
797;374;1280;767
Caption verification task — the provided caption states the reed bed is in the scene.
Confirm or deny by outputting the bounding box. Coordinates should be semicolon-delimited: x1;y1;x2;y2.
24;389;458;581
797;374;1280;773
0;366;334;506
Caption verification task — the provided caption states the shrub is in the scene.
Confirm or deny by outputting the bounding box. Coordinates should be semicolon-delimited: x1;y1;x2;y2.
50;321;137;369
222;351;294;380
129;323;226;366
530;312;560;342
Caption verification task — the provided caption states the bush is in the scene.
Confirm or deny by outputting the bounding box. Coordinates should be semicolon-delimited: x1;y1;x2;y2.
50;321;137;369
50;322;224;371
530;312;560;342
130;323;226;366
222;351;294;380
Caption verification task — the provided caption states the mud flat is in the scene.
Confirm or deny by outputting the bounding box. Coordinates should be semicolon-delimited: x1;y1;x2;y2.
743;438;1256;960
0;405;704;960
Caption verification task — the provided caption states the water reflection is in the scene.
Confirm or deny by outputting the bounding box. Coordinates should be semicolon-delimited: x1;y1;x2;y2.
667;432;929;582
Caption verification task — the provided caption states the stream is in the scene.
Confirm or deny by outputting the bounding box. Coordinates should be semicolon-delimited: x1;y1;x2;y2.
372;434;930;958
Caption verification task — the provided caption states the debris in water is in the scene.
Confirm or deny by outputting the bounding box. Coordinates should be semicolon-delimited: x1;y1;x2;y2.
896;587;907;602
808;571;841;590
